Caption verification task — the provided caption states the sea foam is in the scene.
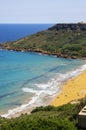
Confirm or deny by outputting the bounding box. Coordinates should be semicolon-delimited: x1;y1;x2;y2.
1;63;86;118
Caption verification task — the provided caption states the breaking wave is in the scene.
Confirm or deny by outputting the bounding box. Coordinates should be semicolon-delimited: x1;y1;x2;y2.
1;63;86;118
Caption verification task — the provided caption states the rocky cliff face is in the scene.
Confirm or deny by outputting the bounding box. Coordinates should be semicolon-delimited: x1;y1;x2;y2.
48;23;86;31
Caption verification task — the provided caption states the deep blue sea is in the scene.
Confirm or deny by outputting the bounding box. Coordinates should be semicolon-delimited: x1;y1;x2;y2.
0;24;86;118
0;24;53;43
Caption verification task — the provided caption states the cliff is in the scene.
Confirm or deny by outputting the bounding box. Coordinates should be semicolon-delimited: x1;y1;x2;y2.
49;23;86;31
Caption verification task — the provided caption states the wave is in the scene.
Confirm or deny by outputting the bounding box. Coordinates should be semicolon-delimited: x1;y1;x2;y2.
22;88;38;93
1;63;86;118
48;64;66;72
0;91;16;100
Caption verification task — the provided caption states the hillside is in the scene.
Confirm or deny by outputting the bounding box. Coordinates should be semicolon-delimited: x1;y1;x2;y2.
0;23;86;58
0;98;86;130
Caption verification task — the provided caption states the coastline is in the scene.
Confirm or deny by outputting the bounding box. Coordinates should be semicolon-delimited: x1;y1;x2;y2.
1;63;86;119
0;23;86;119
0;49;86;118
1;47;86;61
51;70;86;106
0;46;78;59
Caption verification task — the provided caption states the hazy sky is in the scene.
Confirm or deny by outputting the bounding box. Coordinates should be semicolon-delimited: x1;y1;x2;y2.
0;0;86;23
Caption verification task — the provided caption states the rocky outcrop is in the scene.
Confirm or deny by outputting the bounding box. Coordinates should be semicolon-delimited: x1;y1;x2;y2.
48;23;86;31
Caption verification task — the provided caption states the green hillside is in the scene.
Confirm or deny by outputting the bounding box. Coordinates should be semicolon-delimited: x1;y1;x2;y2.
1;23;86;58
0;98;86;130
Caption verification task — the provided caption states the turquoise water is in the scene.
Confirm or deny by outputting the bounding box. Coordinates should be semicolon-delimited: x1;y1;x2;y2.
0;50;85;117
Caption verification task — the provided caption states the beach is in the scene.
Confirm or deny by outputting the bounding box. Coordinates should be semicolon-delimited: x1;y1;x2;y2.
51;70;86;106
2;68;86;119
1;63;86;118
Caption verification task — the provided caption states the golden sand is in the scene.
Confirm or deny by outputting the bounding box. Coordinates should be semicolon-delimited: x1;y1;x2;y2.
51;70;86;106
2;70;86;118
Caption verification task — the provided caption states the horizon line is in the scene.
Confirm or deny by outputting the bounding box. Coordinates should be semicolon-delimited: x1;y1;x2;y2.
0;21;85;24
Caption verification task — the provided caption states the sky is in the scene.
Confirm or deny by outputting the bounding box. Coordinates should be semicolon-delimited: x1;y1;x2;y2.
0;0;86;23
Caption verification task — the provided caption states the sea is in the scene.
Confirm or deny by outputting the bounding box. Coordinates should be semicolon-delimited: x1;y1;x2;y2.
0;24;86;118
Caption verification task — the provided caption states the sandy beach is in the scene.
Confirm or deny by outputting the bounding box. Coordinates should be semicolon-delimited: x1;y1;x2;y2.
51;70;86;106
9;69;86;118
1;68;86;119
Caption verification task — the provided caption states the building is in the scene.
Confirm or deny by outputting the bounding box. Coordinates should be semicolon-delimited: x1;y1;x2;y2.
78;105;86;128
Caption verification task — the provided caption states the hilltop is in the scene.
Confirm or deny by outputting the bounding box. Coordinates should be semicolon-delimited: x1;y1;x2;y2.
0;23;86;58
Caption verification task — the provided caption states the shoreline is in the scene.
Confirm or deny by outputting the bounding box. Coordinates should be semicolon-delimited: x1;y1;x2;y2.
51;70;86;107
0;46;82;59
1;48;86;61
0;50;86;118
1;64;86;119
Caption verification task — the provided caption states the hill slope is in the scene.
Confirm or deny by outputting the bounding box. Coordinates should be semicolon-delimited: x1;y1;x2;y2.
1;23;86;58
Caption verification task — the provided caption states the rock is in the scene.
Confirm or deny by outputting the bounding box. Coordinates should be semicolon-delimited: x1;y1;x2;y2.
48;23;86;31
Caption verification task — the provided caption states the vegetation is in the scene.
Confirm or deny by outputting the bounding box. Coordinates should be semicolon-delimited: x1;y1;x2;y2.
0;98;86;130
1;23;86;58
